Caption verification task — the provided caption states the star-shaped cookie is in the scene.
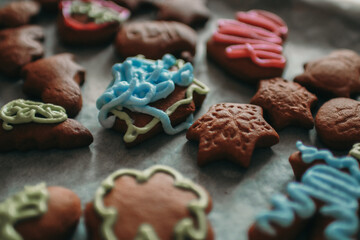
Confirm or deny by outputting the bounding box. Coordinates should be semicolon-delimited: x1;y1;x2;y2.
250;78;318;130
154;0;210;27
294;49;360;98
186;103;279;167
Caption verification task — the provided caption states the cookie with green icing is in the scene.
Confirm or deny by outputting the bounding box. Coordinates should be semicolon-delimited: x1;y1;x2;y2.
96;54;209;147
0;99;93;152
0;183;81;240
84;165;214;240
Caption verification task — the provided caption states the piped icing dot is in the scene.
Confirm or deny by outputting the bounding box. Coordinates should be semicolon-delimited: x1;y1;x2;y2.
96;54;209;143
254;141;360;240
212;10;287;68
0;99;68;131
0;183;49;240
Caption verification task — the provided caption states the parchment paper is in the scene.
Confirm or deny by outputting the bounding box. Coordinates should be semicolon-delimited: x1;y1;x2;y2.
1;0;359;239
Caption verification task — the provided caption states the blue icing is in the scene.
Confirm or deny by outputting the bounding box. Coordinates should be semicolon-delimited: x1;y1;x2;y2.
96;54;194;132
255;141;360;240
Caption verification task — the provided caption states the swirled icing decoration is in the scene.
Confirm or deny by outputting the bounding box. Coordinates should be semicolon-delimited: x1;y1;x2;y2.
96;54;208;142
0;183;49;240
211;10;287;68
94;165;210;240
0;99;67;131
255;141;360;240
350;143;360;161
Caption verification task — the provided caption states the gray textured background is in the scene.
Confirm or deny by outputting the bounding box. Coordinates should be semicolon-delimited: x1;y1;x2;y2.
1;0;359;239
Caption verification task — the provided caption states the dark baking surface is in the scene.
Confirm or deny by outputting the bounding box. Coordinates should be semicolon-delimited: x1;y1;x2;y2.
1;0;359;239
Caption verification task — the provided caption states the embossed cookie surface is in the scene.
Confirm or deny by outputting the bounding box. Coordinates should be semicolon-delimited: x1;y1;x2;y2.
22;53;85;117
250;78;317;130
187;103;279;167
155;0;210;27
0;1;40;28
85;166;214;240
295;50;360;98
315;98;360;150
0;25;44;78
114;21;197;61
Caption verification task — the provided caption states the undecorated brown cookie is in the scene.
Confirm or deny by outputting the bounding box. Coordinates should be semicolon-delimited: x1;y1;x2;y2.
85;165;214;240
96;55;209;147
207;10;288;84
22;53;85;117
0;183;81;240
248;141;360;240
58;0;130;46
0;25;44;78
186;103;279;167
315;98;360;150
154;0;210;27
0;1;40;29
0;99;93;152
294;49;360;98
250;78;317;130
114;21;197;61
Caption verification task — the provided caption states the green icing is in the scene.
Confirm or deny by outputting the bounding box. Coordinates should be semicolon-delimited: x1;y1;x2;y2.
350;143;360;160
94;165;210;240
70;1;123;24
0;99;67;131
0;183;49;240
111;79;210;143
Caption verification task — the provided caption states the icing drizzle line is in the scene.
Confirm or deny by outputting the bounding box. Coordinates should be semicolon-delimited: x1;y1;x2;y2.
96;55;209;142
0;183;49;240
0;99;67;131
254;141;360;240
94;165;210;240
212;10;287;68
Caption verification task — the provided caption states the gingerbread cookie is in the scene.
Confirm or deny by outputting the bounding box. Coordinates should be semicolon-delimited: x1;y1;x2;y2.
250;78;317;130
22;53;85;117
186;103;279;167
315;98;360;150
96;54;209;147
0;99;93;152
207;10;288;83
154;0;210;27
114;21;197;61
0;25;44;78
0;183;81;240
58;0;130;46
294;50;360;98
249;141;360;240
0;1;40;29
85;165;214;240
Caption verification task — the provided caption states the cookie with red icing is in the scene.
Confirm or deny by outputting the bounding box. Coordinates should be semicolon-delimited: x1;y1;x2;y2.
207;10;288;84
0;1;40;29
58;0;130;46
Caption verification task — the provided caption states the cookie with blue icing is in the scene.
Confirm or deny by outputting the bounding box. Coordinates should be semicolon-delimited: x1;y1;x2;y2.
249;141;360;240
96;54;209;147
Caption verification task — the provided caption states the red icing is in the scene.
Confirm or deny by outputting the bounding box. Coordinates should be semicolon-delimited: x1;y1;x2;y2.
60;0;130;31
212;9;288;68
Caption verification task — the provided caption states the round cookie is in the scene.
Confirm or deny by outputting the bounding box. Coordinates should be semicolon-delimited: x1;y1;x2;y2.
294;49;360;98
58;0;130;46
0;1;40;29
114;21;197;61
0;183;81;240
84;165;214;240
207;10;288;84
315;98;360;150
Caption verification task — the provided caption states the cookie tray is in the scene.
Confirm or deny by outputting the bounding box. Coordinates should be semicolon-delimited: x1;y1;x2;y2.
0;0;357;239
